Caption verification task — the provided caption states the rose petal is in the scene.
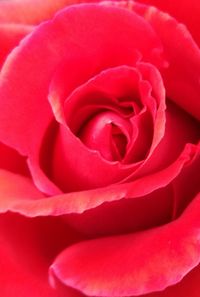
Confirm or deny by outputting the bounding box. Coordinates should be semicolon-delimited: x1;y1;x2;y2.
130;100;200;181
66;182;174;236
0;0;97;25
137;0;200;47
171;144;200;219
49;191;200;296
147;263;200;297
50;64;163;192
0;23;33;68
0;3;165;196
0;3;163;156
0;212;83;297
64;141;200;236
0;142;29;175
0;170;45;212
0;143;197;217
132;1;200;120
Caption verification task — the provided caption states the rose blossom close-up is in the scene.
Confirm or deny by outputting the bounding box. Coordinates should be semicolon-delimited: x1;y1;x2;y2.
0;0;200;296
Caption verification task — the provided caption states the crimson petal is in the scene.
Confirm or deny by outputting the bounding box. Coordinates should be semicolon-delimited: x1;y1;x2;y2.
0;3;163;155
50;191;200;296
0;143;197;217
0;0;96;25
132;1;200;120
137;0;200;47
0;212;83;297
0;23;33;68
147;263;200;297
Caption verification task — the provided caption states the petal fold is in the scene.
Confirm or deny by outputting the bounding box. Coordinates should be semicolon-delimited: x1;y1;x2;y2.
50;192;200;296
0;0;97;25
0;143;197;218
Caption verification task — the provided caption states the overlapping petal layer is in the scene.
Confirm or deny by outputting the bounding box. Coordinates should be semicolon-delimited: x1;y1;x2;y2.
0;23;33;68
0;3;163;153
132;1;200;120
0;0;97;25
50;63;166;192
0;142;29;175
0;143;199;219
0;2;199;296
148;263;200;297
137;0;200;47
103;0;200;120
50;192;200;296
0;212;83;297
0;3;166;195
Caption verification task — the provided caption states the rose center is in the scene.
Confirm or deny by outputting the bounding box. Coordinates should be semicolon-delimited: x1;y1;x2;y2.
78;111;130;162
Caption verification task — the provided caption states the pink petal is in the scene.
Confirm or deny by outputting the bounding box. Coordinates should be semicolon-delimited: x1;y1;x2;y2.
0;143;197;218
0;212;83;297
137;0;200;47
131;101;200;181
63;142;200;236
0;3;164;194
0;142;29;175
66;182;174;236
147;263;200;297
50;191;200;296
0;23;33;68
0;0;97;25
171;143;200;219
0;170;44;212
50;64;164;192
0;3;164;155
132;1;200;120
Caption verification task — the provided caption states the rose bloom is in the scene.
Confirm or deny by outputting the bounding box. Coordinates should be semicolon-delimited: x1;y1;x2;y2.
0;0;200;296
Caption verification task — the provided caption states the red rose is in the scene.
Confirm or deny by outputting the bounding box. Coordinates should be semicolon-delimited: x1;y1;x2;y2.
0;1;200;297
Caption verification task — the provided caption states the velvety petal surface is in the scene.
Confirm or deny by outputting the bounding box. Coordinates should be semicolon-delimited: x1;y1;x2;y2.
0;212;83;297
137;0;200;47
59;139;200;236
147;263;200;297
0;142;29;175
50;63;165;192
0;0;97;25
0;169;44;212
50;192;200;296
131;1;200;120
0;2;164;154
131;101;200;181
0;143;198;219
0;3;164;195
0;23;33;68
104;0;200;120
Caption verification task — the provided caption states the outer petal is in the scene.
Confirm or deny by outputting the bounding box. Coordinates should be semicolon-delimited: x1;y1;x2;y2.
0;0;97;25
0;169;44;212
0;142;29;175
103;0;200;120
137;0;200;47
0;23;33;68
0;3;164;194
131;1;200;120
59;140;200;236
0;212;83;297
147;264;200;297
0;3;163;156
131;100;200;181
50;192;200;296
0;143;197;218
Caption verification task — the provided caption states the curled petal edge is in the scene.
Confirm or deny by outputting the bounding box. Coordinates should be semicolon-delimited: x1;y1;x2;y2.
0;143;198;217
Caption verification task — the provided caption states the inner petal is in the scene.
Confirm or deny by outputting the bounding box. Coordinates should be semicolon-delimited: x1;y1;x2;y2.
79;111;131;162
63;65;152;164
44;64;165;192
